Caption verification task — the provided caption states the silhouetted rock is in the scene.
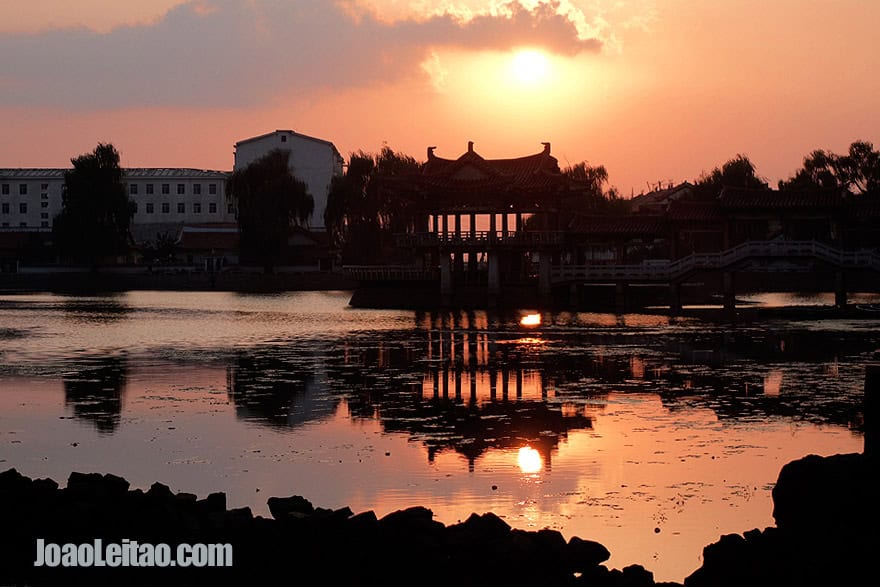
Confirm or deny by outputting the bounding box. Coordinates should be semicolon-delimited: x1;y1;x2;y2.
566;535;611;570
266;494;314;519
685;452;877;587
18;458;872;587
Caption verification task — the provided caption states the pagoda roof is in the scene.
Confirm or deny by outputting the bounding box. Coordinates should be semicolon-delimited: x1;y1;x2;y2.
408;142;567;211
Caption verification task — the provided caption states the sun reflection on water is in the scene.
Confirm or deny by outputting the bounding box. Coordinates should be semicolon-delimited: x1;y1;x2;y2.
517;446;543;474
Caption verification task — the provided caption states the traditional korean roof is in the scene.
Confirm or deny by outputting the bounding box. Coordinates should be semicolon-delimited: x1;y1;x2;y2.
177;223;240;251
0;229;47;250
410;142;567;211
667;200;724;222
719;186;844;208
567;215;667;236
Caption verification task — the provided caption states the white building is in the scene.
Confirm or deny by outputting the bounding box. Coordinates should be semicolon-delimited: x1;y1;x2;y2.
0;168;232;234
233;130;344;231
0;169;66;229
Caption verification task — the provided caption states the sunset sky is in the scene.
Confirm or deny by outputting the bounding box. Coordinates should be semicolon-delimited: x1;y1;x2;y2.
1;0;877;195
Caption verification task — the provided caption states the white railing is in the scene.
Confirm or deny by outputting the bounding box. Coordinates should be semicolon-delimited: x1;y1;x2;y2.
343;265;438;281
552;240;880;282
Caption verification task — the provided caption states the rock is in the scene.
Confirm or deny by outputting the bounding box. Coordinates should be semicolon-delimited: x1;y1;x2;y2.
447;512;511;546
622;564;655;586
566;536;611;570
66;471;129;498
772;452;877;535
266;494;315;520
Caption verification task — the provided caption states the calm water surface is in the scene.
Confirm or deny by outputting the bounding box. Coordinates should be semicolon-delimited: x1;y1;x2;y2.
0;291;874;582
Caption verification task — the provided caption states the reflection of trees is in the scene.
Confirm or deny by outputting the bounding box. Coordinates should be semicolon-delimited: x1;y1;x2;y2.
63;355;128;434
226;353;339;429
61;296;130;323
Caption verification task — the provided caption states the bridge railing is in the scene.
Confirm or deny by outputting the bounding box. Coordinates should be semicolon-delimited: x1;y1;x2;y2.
552;240;880;282
343;265;439;281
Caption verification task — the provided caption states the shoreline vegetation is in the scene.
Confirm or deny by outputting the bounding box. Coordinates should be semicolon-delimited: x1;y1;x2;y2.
1;452;874;586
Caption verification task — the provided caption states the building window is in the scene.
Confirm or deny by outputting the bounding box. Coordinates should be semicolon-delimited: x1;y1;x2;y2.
209;202;217;214
193;202;201;214
209;184;217;195
130;184;138;195
1;184;8;195
41;193;48;200
133;202;138;213
227;203;235;214
193;184;201;195
19;203;27;214
281;135;287;143
41;202;48;208
1;203;8;214
177;184;185;195
161;184;170;195
40;212;49;219
19;222;27;227
177;202;185;214
41;221;49;228
161;202;170;214
41;183;49;191
146;184;154;195
19;184;27;195
146;203;154;214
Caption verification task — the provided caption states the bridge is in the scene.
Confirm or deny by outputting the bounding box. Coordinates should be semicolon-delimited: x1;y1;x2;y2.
345;240;880;311
551;240;880;284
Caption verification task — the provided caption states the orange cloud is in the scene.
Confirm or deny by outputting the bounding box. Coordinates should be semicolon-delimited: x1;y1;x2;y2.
0;0;600;110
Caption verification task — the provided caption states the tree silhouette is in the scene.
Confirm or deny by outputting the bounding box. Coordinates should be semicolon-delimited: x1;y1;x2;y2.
53;143;135;268
692;154;769;199
226;149;313;273
325;146;421;263
561;161;627;214
780;141;880;195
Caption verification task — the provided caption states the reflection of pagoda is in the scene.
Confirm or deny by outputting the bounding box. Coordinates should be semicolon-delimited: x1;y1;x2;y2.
326;317;596;471
63;355;128;434
385;397;589;473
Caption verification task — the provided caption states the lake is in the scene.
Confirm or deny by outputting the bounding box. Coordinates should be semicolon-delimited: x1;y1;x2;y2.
0;290;874;582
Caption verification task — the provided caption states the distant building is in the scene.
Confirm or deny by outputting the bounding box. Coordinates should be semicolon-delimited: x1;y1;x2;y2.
0;168;232;233
0;169;66;229
629;182;693;214
233;130;344;231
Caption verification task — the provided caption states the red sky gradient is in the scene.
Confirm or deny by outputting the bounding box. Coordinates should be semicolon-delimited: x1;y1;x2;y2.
1;0;877;195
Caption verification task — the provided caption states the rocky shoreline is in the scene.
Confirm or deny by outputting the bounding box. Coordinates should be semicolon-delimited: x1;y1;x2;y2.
1;452;875;586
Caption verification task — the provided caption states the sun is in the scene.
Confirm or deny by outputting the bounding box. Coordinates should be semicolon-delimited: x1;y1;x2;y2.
509;49;548;85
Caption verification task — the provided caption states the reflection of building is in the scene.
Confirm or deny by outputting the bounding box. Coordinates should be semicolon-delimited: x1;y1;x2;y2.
63;356;128;434
233;130;344;232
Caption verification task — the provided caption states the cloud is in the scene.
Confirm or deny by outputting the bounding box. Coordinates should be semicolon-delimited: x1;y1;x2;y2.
0;0;601;109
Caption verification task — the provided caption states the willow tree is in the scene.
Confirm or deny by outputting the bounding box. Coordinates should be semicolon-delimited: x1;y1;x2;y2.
53;143;135;269
226;149;313;273
324;147;421;263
